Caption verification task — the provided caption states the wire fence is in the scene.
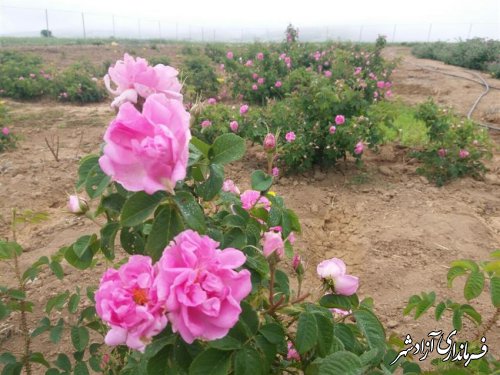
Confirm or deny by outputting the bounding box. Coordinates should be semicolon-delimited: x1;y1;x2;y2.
1;5;499;43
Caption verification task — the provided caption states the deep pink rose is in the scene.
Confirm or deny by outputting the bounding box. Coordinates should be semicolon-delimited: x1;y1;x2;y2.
292;254;301;270
99;93;191;194
257;77;264;85
287;341;301;361
201;120;212;128
317;258;359;296
222;179;240;194
263;133;276;150
437;148;447;158
240;190;271;211
230;120;239;132
354;141;364;155
240;104;249;114
459;149;470;158
262;231;284;258
155;230;251;343
329;125;336;134
2;127;9;136
335;115;345;125
377;81;385;89
104;54;182;108
285;131;296;142
95;256;167;352
256;52;264;60
252;84;258;91
275;81;282;88
354;67;362;75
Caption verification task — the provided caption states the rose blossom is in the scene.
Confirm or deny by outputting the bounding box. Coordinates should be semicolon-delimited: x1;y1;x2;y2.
262;231;284;258
331;308;351;317
287;341;301;361
354;67;362;75
288;232;296;245
257;77;265;85
222;179;240;194
240;190;271;211
95;256;167;352
335;115;345;125
285;131;296;142
275;81;282;88
377;81;385;89
272;167;279;177
67;194;89;214
252;73;259;80
459;149;470;158
2;127;9;136
104;53;182;108
245;60;253;67
329;125;336;134
263;133;276;150
226;51;234;59
437;148;447;158
155;230;251;343
256;52;264;60
317;258;359;296
230;120;239;132
252;84;258;91
207;97;217;105
354;141;364;155
240;104;249;114
201;120;212;128
324;70;332;77
99;93;190;195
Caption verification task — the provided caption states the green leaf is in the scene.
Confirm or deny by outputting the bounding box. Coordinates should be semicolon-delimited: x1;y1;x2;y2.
0;301;9;320
68;293;80;314
242;247;269;277
73;235;97;259
484;260;500;274
234;347;263;375
100;222;120;260
435;302;446;320
120;191;165;227
210;133;246;165
73;361;89;375
0;353;17;364
1;362;23;375
319;294;359;311
452;307;463;330
460;304;482;325
254;335;277;373
101;193;126;215
120;227;145;255
259;323;285;345
491;249;500;259
198;164;224;201
315;313;334;357
45;369;61;375
447;266;467;287
221;214;247;228
76;155;99;189
49;261;64;280
222;228;246;249
296;312;318;355
490;276;500;307
251;170;273;192
6;289;25;300
64;245;93;270
0;241;22;259
317;351;363;375
208;336;242;351
50;319;64;343
273;270;290;301
173;191;207;233
85;164;111;199
191;136;211;157
450;259;479;272
464;271;484;301
71;326;89;352
89;356;102;373
145;204;184;261
29;352;50;368
353;309;386;360
189;349;231;375
45;291;69;314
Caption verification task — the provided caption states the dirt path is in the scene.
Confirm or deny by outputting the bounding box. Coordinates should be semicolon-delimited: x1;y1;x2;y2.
0;46;499;368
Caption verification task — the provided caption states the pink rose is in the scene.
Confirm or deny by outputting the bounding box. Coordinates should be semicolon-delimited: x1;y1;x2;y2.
377;81;385;89
279;53;287;60
385;81;392;88
29;73;36;78
240;190;271;211
284;57;292;68
263;133;276;150
95;256;167;352
201;120;212;128
324;70;332;78
256;52;264;60
99;93;191;195
472;140;479;146
104;54;182;108
329;125;336;134
252;73;259;80
354;141;364;155
222;179;240;194
252;84;258;91
262;231;284;258
2;127;9;136
156;230;251;344
287;341;301;361
335;115;345;125
272;167;279;177
220;64;225;70
285;131;296;142
385;90;392;98
226;51;234;59
288;232;296;245
207;97;217;105
331;308;351;317
257;77;265;85
18;76;25;80
317;258;359;296
245;60;253;67
292;254;301;270
240;104;249;114
67;194;89;214
437;148;447;158
354;67;362;75
230;120;239;132
459;149;470;158
275;81;282;88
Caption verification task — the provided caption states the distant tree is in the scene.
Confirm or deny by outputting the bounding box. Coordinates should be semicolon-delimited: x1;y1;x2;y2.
40;29;53;37
285;24;299;43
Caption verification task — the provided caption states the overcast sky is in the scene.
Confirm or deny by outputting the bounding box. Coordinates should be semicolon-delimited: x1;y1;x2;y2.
1;0;499;40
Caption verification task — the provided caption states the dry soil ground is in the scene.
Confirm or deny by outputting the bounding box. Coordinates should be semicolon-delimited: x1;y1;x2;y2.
0;45;499;371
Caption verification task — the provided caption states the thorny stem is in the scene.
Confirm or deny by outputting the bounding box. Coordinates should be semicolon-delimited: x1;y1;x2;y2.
269;262;276;307
476;307;500;342
11;209;32;375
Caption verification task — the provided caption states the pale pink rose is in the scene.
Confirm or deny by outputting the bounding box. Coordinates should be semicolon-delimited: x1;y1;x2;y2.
272;167;279;177
324;70;332;78
369;72;377;80
226;51;234;59
459;149;470;158
222;179;240;194
245;60;253;67
329;125;336;134
155;230;251;344
287;341;301;361
240;104;249;114
288;232;296;245
284;57;292;68
95;255;167;352
385;81;392;88
306;67;312;72
2;127;9;136
29;73;36;78
207;97;217;105
335;115;345;125
437;148;447;158
285;131;296;142
313;51;321;61
201;120;212;128
240;190;271;211
275;81;282;88
385;90;392;98
262;231;284;258
252;84;258;91
376;81;385;89
18;76;25;81
104;53;182;108
263;133;276;150
354;67;362;75
99;93;191;195
472;140;479;146
67;194;89;214
230;120;239;132
252;73;259;80
257;77;265;85
331;308;351;317
317;258;359;296
256;52;264;60
220;63;225;70
279;53;287;60
354;141;364;155
374;91;379;98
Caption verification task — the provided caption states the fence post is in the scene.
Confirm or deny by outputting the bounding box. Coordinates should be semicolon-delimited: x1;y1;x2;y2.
427;23;432;42
81;13;86;39
467;23;473;39
201;27;204;42
45;9;49;33
358;25;363;42
392;24;397;43
112;15;116;38
176;23;178;40
138;19;141;39
158;21;161;39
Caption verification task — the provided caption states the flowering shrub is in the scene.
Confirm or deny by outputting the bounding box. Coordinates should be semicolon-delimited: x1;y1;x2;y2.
0;102;17;153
